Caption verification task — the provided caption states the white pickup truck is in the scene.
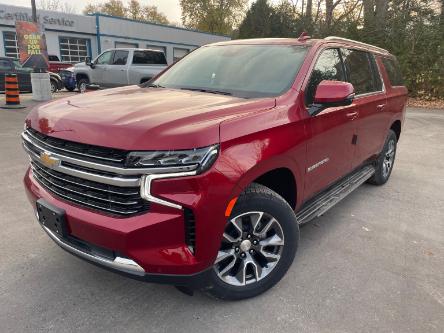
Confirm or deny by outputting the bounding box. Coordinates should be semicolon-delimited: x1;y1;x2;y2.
73;48;168;92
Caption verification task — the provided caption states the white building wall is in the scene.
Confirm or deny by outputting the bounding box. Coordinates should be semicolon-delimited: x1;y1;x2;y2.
0;4;230;64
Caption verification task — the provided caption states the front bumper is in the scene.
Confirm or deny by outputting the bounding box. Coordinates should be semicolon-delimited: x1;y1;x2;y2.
24;163;233;284
37;216;212;287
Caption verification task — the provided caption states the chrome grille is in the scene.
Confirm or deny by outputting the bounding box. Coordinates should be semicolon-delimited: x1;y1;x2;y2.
22;128;149;216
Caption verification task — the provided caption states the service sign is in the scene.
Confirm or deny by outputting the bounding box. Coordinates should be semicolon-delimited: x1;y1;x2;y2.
15;20;49;70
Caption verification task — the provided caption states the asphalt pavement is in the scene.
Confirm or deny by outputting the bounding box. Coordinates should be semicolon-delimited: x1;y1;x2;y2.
0;100;443;333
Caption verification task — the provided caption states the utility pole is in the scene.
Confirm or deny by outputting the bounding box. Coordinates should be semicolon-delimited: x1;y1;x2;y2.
31;0;37;22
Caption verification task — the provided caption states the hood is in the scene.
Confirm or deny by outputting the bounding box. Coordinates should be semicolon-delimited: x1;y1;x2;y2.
26;86;275;150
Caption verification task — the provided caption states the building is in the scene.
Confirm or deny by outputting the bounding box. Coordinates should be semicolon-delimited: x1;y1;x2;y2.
0;4;230;65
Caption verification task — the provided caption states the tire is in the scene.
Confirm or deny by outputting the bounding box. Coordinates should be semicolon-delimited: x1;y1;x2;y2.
205;183;299;300
66;86;75;92
50;80;58;93
77;78;89;93
368;129;397;185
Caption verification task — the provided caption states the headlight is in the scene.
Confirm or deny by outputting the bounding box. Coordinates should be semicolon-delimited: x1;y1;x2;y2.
126;144;219;174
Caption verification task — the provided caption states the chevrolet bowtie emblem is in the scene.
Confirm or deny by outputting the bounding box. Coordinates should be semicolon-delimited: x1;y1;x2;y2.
40;151;60;169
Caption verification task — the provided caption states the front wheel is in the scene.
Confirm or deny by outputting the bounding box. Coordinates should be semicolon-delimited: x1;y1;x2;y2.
368;129;397;185
50;80;58;93
77;78;89;93
205;183;299;300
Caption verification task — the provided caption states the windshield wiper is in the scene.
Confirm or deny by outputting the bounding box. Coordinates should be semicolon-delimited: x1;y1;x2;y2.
180;87;232;96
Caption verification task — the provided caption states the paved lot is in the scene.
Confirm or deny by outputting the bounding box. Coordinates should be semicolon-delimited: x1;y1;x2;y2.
0;102;443;333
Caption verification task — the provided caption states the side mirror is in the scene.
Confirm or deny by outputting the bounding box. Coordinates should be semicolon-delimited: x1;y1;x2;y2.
85;57;95;68
309;80;355;116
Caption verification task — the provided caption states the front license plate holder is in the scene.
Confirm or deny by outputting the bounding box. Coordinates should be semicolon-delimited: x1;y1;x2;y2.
36;199;68;238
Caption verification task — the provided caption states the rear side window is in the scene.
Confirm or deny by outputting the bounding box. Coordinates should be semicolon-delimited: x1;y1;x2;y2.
382;58;404;86
132;51;167;65
305;48;346;105
111;50;129;65
341;49;379;95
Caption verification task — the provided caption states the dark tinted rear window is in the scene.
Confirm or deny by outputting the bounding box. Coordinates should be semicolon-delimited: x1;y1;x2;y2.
132;51;167;65
48;55;60;61
342;49;380;95
382;58;404;86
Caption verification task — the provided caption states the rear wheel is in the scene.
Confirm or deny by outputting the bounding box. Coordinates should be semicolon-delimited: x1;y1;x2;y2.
368;129;397;185
205;183;299;300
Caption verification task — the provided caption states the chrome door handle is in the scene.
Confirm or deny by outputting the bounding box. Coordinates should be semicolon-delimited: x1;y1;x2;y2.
376;104;386;111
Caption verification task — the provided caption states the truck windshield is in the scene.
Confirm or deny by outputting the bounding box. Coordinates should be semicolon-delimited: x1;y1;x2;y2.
151;44;308;99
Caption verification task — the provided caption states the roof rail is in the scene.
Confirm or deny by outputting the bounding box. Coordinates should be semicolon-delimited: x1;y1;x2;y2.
324;36;389;54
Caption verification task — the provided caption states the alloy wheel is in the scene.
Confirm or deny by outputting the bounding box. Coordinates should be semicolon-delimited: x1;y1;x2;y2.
214;211;285;286
382;139;395;178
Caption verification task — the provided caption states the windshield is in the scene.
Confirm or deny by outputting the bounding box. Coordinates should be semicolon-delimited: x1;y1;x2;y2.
151;44;308;99
13;60;33;72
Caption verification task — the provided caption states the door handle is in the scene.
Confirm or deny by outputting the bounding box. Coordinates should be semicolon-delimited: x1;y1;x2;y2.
346;111;358;119
376;104;386;111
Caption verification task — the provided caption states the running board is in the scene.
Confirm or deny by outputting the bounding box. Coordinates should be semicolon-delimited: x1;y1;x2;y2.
296;165;375;225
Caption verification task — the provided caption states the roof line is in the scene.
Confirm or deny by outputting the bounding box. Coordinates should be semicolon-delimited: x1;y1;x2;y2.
89;13;231;39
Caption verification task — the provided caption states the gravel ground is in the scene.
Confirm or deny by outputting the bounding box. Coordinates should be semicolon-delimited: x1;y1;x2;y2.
0;103;443;333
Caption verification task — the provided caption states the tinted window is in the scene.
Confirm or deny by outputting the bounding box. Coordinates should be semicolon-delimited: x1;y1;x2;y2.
342;49;377;95
111;50;128;65
0;59;12;70
48;55;59;61
382;58;404;86
369;54;383;91
305;48;345;105
152;44;308;99
132;51;167;65
95;51;113;65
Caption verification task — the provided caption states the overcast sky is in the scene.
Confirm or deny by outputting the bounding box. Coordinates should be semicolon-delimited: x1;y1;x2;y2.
0;1;280;24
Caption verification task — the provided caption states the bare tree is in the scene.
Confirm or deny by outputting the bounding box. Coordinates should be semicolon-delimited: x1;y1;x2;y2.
38;0;76;13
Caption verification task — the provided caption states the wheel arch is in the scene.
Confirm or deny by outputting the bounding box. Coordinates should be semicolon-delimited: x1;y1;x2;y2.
232;157;301;211
75;72;90;82
390;119;402;141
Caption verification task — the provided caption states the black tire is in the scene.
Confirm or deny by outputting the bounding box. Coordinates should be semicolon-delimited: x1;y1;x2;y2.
50;80;58;93
204;183;299;300
368;129;397;185
77;78;89;93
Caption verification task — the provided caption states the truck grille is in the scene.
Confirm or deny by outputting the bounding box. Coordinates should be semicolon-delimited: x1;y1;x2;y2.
22;128;149;216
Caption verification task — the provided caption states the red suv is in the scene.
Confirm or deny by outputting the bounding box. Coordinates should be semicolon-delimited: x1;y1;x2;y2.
23;36;407;300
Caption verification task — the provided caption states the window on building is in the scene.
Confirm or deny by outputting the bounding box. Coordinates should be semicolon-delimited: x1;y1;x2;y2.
146;45;166;55
111;50;129;65
341;49;378;95
173;48;189;62
59;37;90;63
382;57;404;86
3;32;19;59
115;41;138;48
132;50;167;65
305;48;345;105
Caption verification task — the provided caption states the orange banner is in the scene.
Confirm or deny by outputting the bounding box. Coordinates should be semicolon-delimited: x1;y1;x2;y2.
15;21;49;70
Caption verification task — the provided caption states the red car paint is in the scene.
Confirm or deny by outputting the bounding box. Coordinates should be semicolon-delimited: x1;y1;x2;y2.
23;38;407;279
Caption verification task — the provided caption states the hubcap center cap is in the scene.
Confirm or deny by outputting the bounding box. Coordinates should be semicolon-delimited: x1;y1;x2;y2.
240;239;252;252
